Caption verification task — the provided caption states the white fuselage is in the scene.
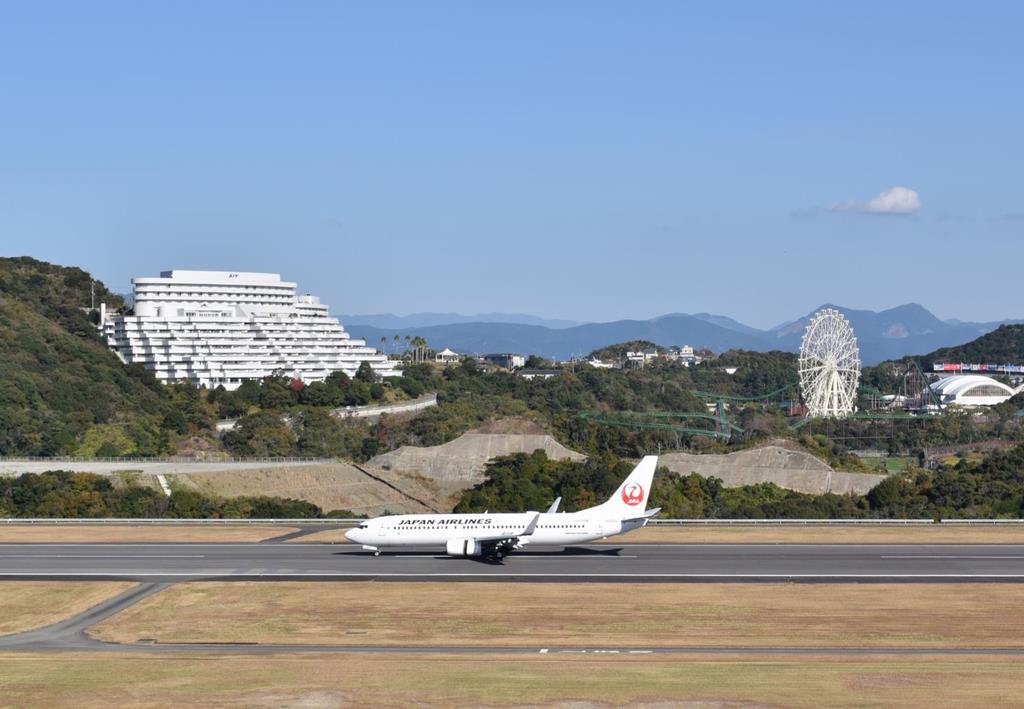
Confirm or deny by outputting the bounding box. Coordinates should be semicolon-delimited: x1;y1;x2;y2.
344;509;646;550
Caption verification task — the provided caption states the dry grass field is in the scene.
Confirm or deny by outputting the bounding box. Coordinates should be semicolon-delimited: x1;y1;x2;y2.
3;522;1021;545
1;652;1023;707
89;581;1024;648
0;582;135;636
0;525;298;543
291;523;1024;545
599;524;1024;544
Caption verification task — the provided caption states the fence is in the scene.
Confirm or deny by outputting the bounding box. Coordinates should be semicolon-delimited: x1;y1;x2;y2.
0;456;337;465
2;518;1022;526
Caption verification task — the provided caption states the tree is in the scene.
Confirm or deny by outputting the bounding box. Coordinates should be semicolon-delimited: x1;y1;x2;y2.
410;336;428;364
259;376;297;410
221;412;297;456
297;410;349;457
355;361;377;384
299;381;335;407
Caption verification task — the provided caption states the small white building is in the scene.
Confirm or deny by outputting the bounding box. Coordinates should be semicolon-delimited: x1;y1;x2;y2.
483;353;526;370
668;345;700;367
517;369;560;381
929;375;1022;407
435;347;461;365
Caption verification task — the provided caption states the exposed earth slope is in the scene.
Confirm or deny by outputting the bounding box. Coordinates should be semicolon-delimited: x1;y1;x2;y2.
660;445;885;495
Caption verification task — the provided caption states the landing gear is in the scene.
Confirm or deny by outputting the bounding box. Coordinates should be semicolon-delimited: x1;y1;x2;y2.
373;550;381;557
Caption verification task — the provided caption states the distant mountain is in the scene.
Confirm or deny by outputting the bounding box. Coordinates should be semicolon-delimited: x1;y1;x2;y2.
350;314;769;361
766;303;1008;364
687;312;764;337
348;303;1024;366
341;312;582;329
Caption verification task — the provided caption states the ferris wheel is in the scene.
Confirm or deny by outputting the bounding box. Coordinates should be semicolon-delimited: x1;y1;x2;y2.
798;308;861;418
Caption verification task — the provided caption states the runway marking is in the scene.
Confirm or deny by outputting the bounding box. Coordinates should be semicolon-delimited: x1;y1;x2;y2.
387;555;637;560
2;572;1024;579
506;555;639;560
0;554;206;559
881;555;1024;560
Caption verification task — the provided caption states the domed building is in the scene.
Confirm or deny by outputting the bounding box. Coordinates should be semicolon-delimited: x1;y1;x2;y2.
929;374;1022;407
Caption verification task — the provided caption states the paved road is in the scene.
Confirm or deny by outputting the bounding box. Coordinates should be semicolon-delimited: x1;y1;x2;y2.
0;460;335;476
2;543;1024;581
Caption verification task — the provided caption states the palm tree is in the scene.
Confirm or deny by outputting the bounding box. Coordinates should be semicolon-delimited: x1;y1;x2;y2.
380;336;387;354
403;335;411;359
410;336;426;363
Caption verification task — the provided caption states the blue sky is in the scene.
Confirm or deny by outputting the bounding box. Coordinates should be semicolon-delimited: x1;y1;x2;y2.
1;2;1021;328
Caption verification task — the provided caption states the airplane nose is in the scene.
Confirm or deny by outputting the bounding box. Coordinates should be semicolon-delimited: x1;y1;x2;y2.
344;528;360;543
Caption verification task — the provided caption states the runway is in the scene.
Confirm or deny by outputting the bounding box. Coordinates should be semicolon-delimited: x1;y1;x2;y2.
3;542;1024;581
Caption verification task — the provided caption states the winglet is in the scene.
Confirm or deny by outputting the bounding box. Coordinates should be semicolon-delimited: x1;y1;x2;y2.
522;511;541;536
546;497;561;514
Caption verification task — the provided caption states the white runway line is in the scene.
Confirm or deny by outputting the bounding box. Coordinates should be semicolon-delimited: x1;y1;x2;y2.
3;572;1024;579
881;555;1024;559
0;554;206;559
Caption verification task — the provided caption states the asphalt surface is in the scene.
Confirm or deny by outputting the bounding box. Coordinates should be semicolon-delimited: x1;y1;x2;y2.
3;542;1024;582
4;542;1024;655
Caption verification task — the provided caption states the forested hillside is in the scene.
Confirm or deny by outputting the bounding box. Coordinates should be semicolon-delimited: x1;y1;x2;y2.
923;324;1024;364
0;257;181;456
457;446;1024;519
0;256;123;337
0;470;332;518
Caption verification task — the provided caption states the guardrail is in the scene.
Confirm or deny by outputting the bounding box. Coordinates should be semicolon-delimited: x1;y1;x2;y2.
0;518;359;525
2;518;1022;526
0;457;337;464
646;519;939;526
215;393;439;431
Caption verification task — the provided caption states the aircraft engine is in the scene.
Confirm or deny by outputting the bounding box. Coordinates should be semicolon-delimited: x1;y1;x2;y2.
445;538;483;557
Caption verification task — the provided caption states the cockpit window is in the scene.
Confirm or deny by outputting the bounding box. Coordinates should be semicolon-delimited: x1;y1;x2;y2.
357;524;368;530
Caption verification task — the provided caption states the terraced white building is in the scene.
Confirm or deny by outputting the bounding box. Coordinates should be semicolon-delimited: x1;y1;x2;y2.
101;270;398;389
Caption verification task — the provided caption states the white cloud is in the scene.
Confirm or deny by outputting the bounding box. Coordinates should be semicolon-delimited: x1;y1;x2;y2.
829;186;922;215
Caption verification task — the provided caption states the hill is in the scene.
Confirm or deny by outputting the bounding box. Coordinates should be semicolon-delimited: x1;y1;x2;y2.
922;324;1024;364
0;256;124;337
0;257;179;456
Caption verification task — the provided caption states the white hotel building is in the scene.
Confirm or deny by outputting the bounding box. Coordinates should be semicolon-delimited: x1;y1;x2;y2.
101;270;399;390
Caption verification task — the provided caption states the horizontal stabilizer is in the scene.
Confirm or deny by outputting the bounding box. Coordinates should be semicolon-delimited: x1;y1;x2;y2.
622;507;661;524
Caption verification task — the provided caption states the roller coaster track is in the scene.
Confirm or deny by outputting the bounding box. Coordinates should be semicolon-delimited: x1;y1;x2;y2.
577;409;743;441
688;381;800;402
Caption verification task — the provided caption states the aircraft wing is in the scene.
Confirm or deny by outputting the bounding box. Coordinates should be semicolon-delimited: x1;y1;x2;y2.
546;497;561;514
465;512;540;554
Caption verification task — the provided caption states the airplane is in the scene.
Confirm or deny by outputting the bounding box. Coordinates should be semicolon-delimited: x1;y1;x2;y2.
344;455;660;558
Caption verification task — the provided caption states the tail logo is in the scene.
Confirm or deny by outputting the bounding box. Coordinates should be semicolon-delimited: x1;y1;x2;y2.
621;483;644;506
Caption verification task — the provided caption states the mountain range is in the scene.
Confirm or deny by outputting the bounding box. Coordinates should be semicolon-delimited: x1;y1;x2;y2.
346;304;1024;365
